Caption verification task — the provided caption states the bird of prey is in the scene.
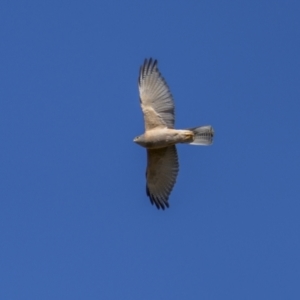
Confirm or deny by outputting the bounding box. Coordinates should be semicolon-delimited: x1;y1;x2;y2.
134;58;214;209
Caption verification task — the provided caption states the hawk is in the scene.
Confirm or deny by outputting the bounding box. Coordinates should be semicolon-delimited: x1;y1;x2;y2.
134;58;214;209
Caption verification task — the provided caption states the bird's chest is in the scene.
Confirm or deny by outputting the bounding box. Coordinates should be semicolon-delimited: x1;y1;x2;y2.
144;130;179;149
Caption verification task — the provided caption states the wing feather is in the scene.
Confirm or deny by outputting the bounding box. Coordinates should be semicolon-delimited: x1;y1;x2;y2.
138;58;175;130
146;146;179;209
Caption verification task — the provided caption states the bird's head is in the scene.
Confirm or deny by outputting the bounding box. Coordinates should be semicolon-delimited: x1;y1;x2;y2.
133;134;146;146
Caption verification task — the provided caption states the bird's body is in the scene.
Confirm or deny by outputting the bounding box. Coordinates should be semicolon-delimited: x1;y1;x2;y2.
134;58;214;209
134;128;194;149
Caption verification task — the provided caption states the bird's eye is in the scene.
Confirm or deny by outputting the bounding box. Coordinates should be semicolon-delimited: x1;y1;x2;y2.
135;136;139;140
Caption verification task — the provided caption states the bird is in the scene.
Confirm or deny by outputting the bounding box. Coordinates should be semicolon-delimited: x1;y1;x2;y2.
134;58;214;209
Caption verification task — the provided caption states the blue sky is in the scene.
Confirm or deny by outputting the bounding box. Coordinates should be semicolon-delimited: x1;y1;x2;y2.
1;1;300;299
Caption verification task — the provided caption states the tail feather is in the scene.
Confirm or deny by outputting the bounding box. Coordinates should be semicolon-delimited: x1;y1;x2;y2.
189;125;214;145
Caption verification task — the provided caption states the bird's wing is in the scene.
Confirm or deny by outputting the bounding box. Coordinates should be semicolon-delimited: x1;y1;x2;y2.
146;146;179;209
138;58;175;131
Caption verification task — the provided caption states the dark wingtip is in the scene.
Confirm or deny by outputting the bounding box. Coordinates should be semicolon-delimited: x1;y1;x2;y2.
139;58;158;77
146;185;169;210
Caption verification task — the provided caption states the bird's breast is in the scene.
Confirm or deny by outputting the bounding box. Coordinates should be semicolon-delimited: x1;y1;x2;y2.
142;129;193;149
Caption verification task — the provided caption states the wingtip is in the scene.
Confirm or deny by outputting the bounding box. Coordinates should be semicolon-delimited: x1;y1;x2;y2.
142;58;158;71
151;199;168;210
147;186;170;210
139;58;156;86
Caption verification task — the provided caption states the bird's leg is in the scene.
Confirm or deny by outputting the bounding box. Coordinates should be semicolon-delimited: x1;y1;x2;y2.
183;131;194;143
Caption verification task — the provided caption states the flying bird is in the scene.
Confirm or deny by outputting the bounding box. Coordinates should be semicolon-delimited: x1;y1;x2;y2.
134;58;214;209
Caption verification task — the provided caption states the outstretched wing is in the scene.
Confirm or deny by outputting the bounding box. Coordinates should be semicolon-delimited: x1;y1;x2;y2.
138;58;175;130
146;146;179;209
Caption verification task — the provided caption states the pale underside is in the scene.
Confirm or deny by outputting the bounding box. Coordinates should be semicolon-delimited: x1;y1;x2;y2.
139;58;178;209
137;58;214;209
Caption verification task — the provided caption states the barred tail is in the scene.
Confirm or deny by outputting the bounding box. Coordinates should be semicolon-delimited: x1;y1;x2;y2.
189;125;214;145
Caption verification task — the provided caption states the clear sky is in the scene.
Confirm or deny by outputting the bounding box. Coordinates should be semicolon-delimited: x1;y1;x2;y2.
1;1;299;299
